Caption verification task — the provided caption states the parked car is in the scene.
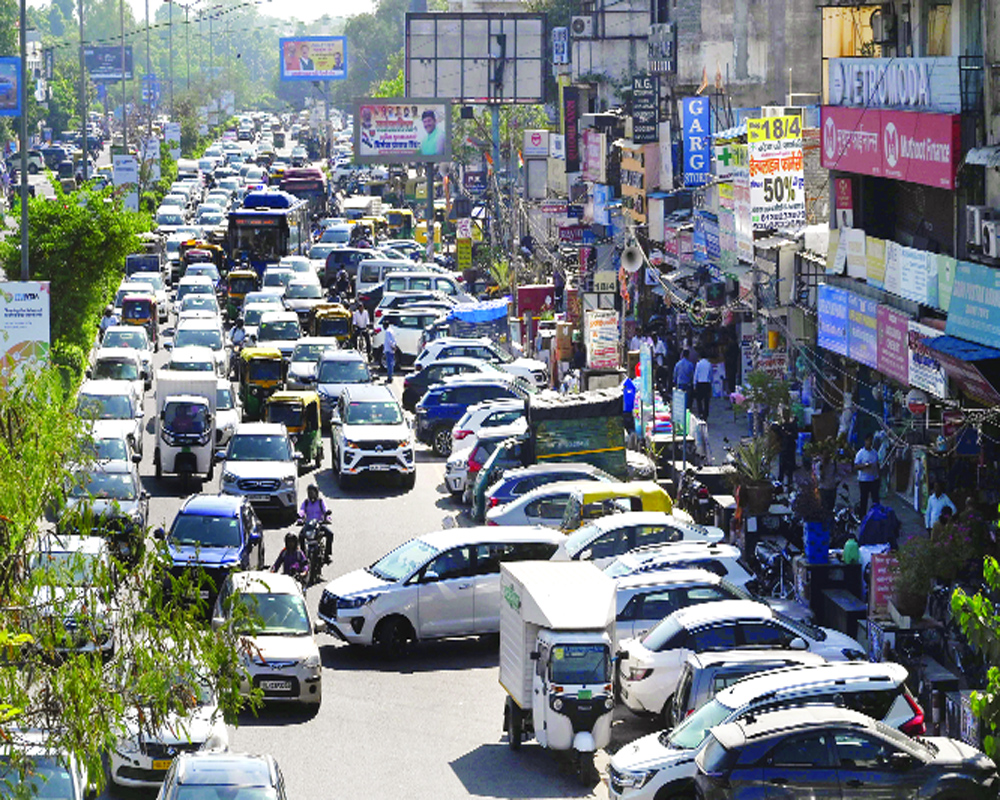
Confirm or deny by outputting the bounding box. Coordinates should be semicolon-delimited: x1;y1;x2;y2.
451;398;526;452
330;384;415;490
401;357;502;411
444;429;527;502
413;336;548;388
158;752;288;800
483;463;616;518
415;376;528;457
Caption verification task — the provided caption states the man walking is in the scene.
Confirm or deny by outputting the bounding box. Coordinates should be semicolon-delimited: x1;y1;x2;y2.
672;349;694;408
854;433;881;515
693;353;713;418
383;322;398;382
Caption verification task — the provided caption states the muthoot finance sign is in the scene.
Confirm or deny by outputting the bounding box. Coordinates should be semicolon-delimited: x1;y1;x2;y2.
0;281;51;385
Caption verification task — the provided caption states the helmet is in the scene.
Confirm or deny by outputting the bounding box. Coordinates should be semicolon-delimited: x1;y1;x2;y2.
284;532;299;549
104;304;113;315
307;483;319;497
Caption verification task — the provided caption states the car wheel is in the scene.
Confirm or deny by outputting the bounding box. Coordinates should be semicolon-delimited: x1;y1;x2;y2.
256;540;266;570
373;616;411;660
661;695;675;728
432;427;452;457
154;449;162;479
653;787;694;800
28;164;38;175
506;696;522;751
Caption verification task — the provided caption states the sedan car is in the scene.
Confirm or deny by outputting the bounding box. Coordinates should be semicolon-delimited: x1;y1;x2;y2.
158;752;288;800
100;326;153;379
483;463;616;517
286;337;340;390
283;278;326;326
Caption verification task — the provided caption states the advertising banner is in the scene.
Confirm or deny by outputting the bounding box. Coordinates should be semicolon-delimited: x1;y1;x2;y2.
828;56;962;114
582;130;607;183
845;227;867;278
280;37;346;81
821;106;959;189
945;260;1000;348
834;177;853;228
898;245;931;305
550;133;565;160
585;309;619;369
112;154;139;212
909;321;947;398
164;121;181;160
747;115;806;231
355;99;451;164
552;27;569;65
715;140;747;182
847;291;878;368
877;305;910;385
883;240;902;296
564;87;580;173
817;284;849;355
0;58;21;118
631;75;659;144
682;97;711;186
84;46;133;81
0;282;50;385
733;148;753;262
937;255;957;312
866;236;886;287
523;129;549;157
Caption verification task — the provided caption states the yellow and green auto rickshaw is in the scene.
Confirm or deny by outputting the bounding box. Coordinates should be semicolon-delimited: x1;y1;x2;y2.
180;240;226;276
239;347;284;421
265;391;323;470
559;481;673;533
225;269;259;320
311;304;353;347
121;294;159;350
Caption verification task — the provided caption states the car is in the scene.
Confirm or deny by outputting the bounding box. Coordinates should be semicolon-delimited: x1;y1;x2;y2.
174;275;217;316
155;494;265;605
401;357;504;411
445;427;528;501
278;255;313;276
617;600;867;721
308;242;340;279
331;385;415;490
255;310;301;360
215;379;240;445
128;271;170;322
18;149;46;174
451;398;526;451
286;337;340;389
694;705;997;800
415;376;528;457
373;290;455;320
603;542;759;589
553;511;725;566
316;350;373;425
178;292;223;318
319;224;354;244
110;676;229;787
261;267;296;295
171;317;227;376
317;526;564;658
486;479;633;530
81;429;136;466
158;752;288;800
184;263;221;285
76;379;144;458
283;278;326;325
90;346;148;396
483;463;616;516
372;307;450;363
242;290;285;311
166;345;218;374
113;281;156;317
413;336;548;388
240;302;274;342
218;422;300;521
60;460;148;558
0;730;94;800
212;571;323;707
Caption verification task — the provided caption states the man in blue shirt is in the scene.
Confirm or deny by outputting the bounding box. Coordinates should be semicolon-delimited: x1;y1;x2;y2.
673;348;695;407
622;375;637;434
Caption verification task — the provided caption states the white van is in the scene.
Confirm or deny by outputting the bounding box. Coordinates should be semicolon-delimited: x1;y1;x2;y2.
354;260;422;296
382;270;465;301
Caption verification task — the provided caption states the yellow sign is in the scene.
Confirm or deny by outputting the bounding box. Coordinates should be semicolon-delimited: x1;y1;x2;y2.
747;115;802;142
457;238;472;271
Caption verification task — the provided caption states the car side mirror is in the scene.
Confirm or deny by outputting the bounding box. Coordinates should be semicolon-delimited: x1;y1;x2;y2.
617;650;630;662
529;651;539;661
153;527;166;540
789;637;808;651
214;449;227;462
313;620;326;634
163;341;173;351
85;368;92;378
210;615;225;631
140;491;149;501
132;452;143;463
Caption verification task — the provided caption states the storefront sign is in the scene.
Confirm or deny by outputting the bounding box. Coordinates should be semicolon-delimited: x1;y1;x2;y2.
834;177;853;228
883;240;902;297
733;149;753;262
757;349;788;379
631;75;659;144
559;225;588;243
877;305;910;385
552;27;569;65
523;129;549;157
0;281;51;385
847;292;878;368
821;106;960;190
866;236;886;287
936;255;957;312
564;87;580;173
845;228;866;278
826;228;847;275
663;227;679;267
898;245;932;305
715;141;747;182
456;238;472;271
593;270;617;292
550;133;565;159
817;284;849;355
592;184;611;226
682;97;711;186
908;321;948;398
582;130;607;183
585;309;619;369
540;200;568;216
747;115;806;231
924;338;1000;406
828;57;962;114
869;553;898;615
946;261;1000;348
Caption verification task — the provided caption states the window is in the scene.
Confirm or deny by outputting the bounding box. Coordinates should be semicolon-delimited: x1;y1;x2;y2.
833;732;896;770
386;278;406;292
690;625;739;652
578;530;623;561
842;688;900;721
769;733;833;768
511;478;537;496
435;278;457;295
631;524;682;550
410;278;432;291
421;547;472;582
486;410;522;427
740;622;796;649
635;591;676;621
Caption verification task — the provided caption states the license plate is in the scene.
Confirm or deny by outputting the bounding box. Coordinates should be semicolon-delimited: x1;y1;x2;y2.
249;494;270;502
260;679;291;691
152;760;172;771
368;465;389;471
578;689;592;700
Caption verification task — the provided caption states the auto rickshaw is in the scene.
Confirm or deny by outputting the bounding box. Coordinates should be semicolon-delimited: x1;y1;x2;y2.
559;481;673;532
265;391;323;470
239;347;285;421
311;303;353;347
180;240;226;277
225;269;259;320
121;294;159;349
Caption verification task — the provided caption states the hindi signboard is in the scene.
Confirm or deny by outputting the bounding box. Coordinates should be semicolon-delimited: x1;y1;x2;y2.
747;115;806;231
355;99;451;164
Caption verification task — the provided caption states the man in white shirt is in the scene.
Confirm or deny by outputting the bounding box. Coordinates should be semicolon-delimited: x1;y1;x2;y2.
925;482;956;529
352;301;370;356
693;354;713;418
854;434;880;515
382;323;397;382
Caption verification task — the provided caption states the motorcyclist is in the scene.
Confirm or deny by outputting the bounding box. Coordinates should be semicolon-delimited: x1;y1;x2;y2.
228;318;247;380
298;484;333;564
335;268;352;300
271;532;309;581
99;304;119;340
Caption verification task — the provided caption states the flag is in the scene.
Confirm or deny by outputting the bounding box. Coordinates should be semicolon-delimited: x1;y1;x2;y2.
715;60;725;93
695;66;709;95
517;150;524;169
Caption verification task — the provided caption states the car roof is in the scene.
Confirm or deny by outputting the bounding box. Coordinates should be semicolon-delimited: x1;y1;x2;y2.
420;357;489;370
181;493;245;516
260;311;299;322
437;374;515;388
293;337;341;349
175;751;275;786
414;525;564;551
319;350;366;364
342;384;397;403
581;511;696;531
711;706;875;749
500;463;610;480
78;379;135;396
95;347;142;361
615;567;723;591
102;325;148;338
619;541;741;563
169;346;216;361
513;479;615;502
427;336;491;348
688;649;828;671
715;661;909;708
178;275;215;285
229;569;302;596
34;534;108;556
177;317;222;329
233;422;288;436
673;599;773;627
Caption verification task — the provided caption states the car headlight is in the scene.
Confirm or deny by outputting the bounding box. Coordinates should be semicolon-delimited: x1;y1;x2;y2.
222;471;237;483
344;440;358;450
604;696;614;710
552;697;563;711
398;440;410;449
281;475;296;488
303;653;320;669
116;736;140;755
615;768;657;789
337;593;381;609
201;730;228;752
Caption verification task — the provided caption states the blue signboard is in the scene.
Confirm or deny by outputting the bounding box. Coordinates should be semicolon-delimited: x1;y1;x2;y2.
682;97;711;187
818;284;849;355
847;291;878;368
945;260;1000;349
0;57;22;118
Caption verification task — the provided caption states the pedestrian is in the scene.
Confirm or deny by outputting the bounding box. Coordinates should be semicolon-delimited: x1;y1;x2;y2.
672;349;695;410
925;481;956;530
652;333;668;395
622;372;637;435
854;433;881;516
383;322;397;382
776;413;798;490
693;353;713;418
725;335;740;395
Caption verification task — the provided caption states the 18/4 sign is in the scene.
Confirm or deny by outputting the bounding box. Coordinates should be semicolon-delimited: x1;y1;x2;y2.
747;115;802;142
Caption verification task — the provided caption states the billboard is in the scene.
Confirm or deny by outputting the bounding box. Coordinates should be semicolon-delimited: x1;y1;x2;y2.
354;99;451;164
0;57;21;118
747;114;806;231
279;37;347;81
0;282;51;385
84;46;133;81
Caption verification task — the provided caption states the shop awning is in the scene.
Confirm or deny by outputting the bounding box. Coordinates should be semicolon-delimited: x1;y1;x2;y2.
921;335;1000;406
964;146;1000;168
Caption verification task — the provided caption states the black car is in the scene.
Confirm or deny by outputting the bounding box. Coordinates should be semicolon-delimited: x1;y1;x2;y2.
695;705;997;800
38;145;72;169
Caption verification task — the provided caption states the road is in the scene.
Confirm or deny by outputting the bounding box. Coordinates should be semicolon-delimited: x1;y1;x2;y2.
102;340;660;800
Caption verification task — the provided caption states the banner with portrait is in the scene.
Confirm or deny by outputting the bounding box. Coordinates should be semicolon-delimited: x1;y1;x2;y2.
354;99;452;164
279;37;346;81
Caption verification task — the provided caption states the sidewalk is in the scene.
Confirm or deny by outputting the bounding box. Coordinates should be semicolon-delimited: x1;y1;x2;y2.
698;395;926;542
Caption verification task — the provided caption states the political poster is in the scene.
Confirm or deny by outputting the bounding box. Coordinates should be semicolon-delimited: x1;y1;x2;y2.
84;46;133;82
279;37;346;81
0;58;21;118
747;115;806;231
112;154;139;212
0;282;50;386
354;99;451;164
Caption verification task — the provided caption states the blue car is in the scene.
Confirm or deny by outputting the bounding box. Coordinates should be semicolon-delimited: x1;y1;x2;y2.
473;462;615;523
156;494;264;605
414;377;527;457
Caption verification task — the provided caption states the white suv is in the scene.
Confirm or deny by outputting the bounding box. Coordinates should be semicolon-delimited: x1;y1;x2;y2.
331;384;415;491
413;337;548;388
451;398;526;451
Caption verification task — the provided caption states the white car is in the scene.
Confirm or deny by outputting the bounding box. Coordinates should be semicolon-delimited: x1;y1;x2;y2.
451;398;526;452
165;345;218;375
113;281;156;318
444;424;527;500
110;678;229;787
617;600;867;720
485;480;590;528
286;337;340;390
178;293;223;318
316;526;564;658
413;336;548;388
215;380;240;445
331;384;415;490
173;275;217;315
212;571;323;708
76;379;144;458
1;730;94;800
90;347;147;397
100;325;153;379
171;317;227;376
240;302;274;343
128;271;169;322
278;255;313;276
372;308;449;362
256;311;302;360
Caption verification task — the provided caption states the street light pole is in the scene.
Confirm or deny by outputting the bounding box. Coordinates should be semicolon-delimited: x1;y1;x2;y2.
169;0;173;118
185;5;190;90
120;0;126;153
79;0;89;179
19;0;29;280
145;0;151;136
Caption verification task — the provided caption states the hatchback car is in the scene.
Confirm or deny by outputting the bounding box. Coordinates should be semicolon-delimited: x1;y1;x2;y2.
331;384;415;490
283;278;326;325
415;376;527;457
694;706;996;800
372;308;449;363
483;463;616;519
451;398;526;452
286;337;340;389
256;311;302;360
218;423;300;522
158;752;288;800
172;317;227;376
413;336;548;388
100;326;153;378
90;347;148;396
76;379;144;459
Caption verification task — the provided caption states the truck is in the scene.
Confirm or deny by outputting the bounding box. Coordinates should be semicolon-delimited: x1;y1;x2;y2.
499;561;617;783
341;195;382;220
154;370;218;486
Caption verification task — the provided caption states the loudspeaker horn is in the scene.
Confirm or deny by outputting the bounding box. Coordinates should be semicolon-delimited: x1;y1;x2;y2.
622;246;643;273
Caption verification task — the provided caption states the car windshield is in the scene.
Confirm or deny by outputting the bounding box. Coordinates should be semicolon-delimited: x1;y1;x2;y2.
0;755;76;799
157;213;185;225
131;273;163;290
259;320;300;341
318;360;370;384
549;644;610;684
174;787;277;800
563;522;604;559
177;283;213;300
199;212;225;225
170;513;240;547
345;401;403;425
181;295;219;312
77;393;132;420
369;538;439;582
243;307;267;326
169;358;214;372
102;329;148;350
286;283;322;299
263;272;292;287
266;403;303;429
93;358;140;381
235;592;311;636
217;387;235;411
70;470;137;500
663;698;733;750
247;360;282;382
309;244;337;259
228;434;292;461
29;551;102;586
292;344;335;362
164;401;210;434
186;266;220;281
773;610;826;641
175;328;223;350
89;437;129;462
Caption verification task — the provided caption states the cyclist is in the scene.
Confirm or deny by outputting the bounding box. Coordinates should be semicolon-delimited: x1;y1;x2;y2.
352;300;370;358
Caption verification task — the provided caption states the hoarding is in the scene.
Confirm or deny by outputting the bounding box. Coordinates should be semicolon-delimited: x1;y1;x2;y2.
0;57;21;118
682;97;710;186
84;46;133;81
877;305;910;385
354;99;451;164
0;282;50;385
908;321;947;398
827;56;962;114
945;260;1000;349
747;115;806;231
817;284;848;355
631;75;659;145
564;87;580;173
846;291;877;368
279;37;346;81
112;154;139;212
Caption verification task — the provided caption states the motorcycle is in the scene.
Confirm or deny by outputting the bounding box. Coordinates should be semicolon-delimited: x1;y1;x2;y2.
299;516;330;587
677;469;712;525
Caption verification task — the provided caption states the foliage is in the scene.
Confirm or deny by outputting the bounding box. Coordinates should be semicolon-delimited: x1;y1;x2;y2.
371;60;405;99
792;484;827;522
742;370;791;416
892;535;936;601
727;437;777;486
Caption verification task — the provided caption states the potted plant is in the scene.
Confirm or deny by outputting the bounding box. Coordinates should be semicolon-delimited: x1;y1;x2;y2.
729;437;777;515
742;370;791;437
892;536;934;618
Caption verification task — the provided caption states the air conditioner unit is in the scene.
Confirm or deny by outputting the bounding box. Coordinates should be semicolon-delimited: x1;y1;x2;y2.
571;16;593;38
984;220;1000;258
967;206;990;246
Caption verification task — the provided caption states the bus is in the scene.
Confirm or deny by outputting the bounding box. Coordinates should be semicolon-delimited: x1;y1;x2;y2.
227;190;309;276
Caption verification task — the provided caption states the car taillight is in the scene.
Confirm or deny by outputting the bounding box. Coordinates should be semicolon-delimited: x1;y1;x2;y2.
489;497;500;507
899;689;926;736
486;519;498;526
468;459;482;473
697;486;710;500
453;430;472;440
628;668;653;681
375;309;382;318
